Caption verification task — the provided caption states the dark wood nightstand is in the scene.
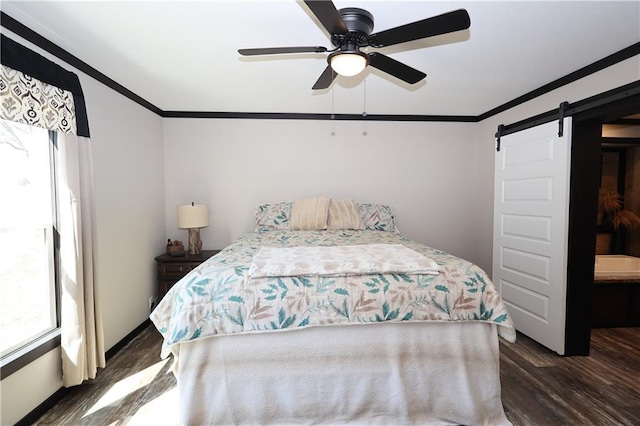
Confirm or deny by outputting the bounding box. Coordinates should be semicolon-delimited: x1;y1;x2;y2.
154;250;220;299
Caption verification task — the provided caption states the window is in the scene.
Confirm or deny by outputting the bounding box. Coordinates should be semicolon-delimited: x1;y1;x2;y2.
0;120;59;359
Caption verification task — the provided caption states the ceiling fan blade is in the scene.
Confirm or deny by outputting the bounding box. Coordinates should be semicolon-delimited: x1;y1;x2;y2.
238;46;327;56
369;9;470;47
304;0;348;35
368;52;426;84
312;65;337;90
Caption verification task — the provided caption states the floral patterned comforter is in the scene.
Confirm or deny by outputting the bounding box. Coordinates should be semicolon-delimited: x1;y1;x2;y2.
151;230;515;358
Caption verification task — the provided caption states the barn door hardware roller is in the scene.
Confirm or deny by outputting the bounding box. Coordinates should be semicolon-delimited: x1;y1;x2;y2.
495;124;504;152
557;101;570;137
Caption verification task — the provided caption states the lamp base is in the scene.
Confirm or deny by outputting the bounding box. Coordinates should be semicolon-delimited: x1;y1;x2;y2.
187;228;203;255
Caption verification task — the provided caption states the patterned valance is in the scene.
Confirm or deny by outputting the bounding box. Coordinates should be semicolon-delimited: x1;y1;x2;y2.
1;64;77;134
0;34;90;136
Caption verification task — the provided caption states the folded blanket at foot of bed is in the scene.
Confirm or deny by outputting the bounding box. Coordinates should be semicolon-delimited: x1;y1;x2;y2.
248;243;440;278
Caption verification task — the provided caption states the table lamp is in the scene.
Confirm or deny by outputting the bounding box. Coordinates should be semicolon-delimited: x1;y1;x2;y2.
177;202;209;255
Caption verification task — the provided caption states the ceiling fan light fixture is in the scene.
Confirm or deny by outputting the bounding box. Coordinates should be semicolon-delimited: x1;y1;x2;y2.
329;51;368;77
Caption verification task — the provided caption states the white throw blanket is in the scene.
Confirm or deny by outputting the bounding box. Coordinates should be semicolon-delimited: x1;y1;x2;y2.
248;244;440;278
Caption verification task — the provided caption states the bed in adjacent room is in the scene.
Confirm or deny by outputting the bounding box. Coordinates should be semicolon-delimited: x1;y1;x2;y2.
150;197;515;425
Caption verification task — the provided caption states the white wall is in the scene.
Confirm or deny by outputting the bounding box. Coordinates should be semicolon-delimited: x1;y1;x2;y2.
0;30;166;425
163;118;482;264
0;349;61;426
84;77;166;349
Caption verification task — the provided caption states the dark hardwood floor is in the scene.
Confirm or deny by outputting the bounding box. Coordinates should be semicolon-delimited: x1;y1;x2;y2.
500;327;640;425
31;326;640;425
32;325;178;425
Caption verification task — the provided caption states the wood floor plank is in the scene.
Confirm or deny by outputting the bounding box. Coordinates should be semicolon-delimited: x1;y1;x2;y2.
500;328;640;426
32;326;640;425
33;326;177;425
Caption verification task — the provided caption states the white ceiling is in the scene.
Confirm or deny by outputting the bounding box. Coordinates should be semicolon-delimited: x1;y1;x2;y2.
2;1;639;116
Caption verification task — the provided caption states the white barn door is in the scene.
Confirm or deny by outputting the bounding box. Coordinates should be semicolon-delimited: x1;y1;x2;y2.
493;118;572;355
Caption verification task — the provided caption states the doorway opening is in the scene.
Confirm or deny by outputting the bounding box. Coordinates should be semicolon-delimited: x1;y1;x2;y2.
591;115;640;328
566;94;640;355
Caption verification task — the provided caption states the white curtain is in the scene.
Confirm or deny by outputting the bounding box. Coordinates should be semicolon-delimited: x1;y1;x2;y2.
2;38;103;386
57;132;105;386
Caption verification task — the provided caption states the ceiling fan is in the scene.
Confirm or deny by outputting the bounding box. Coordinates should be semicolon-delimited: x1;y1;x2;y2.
238;0;471;90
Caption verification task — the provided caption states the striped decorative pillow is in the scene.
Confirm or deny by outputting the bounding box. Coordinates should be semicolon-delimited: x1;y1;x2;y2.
290;196;331;230
327;199;365;230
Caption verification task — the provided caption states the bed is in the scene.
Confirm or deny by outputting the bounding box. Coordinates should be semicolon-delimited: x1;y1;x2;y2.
151;198;515;425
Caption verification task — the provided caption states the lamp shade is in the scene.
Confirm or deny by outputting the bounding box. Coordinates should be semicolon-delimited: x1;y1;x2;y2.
177;203;209;229
330;51;368;77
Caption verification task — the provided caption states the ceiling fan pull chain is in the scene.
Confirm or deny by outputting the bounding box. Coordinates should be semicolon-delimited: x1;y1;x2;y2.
331;85;336;136
331;84;335;120
362;77;368;136
362;77;367;117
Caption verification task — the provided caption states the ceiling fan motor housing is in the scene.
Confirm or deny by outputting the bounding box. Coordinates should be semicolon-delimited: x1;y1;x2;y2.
331;8;374;49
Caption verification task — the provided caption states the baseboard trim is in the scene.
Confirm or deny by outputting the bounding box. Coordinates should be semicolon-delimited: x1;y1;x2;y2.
14;387;70;426
105;319;151;360
14;319;151;426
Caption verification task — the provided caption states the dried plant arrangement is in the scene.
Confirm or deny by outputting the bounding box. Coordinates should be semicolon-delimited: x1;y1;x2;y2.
600;191;640;230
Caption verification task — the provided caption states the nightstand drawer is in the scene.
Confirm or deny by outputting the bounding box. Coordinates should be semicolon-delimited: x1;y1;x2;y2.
155;250;220;300
159;263;199;276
